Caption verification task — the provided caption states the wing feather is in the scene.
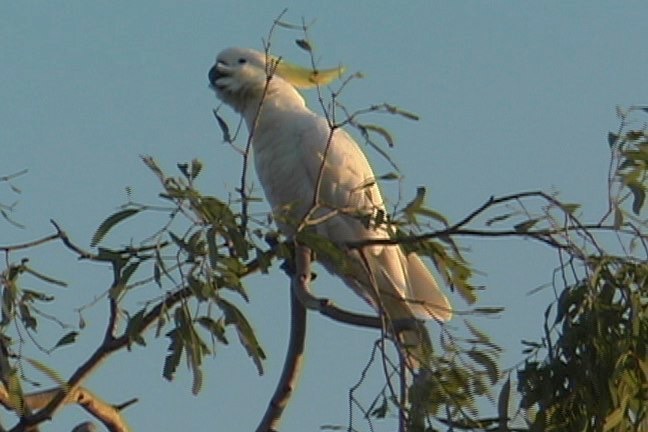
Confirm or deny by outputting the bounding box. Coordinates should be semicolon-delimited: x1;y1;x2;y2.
289;116;451;321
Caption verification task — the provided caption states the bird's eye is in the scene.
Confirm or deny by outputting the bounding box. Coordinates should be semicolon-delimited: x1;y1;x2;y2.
238;58;247;64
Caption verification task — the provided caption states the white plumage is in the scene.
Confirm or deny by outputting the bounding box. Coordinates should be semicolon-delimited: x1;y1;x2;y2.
208;47;452;326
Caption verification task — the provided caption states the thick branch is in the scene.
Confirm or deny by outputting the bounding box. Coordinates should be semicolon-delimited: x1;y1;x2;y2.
255;289;306;432
256;245;309;432
0;386;130;432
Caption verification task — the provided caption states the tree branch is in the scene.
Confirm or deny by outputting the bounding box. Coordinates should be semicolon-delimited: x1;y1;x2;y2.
0;233;60;253
256;244;309;432
0;385;131;432
345;191;641;253
255;287;307;432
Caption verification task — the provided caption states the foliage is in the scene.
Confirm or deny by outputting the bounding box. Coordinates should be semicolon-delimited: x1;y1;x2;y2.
515;107;648;432
518;258;647;432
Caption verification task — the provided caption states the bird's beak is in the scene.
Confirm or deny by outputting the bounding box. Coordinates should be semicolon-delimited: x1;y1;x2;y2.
208;62;227;89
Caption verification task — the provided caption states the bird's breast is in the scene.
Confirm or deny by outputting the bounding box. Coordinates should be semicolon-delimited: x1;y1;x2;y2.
252;124;316;233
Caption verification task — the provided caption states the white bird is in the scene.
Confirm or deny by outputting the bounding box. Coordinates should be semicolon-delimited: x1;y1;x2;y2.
208;47;452;343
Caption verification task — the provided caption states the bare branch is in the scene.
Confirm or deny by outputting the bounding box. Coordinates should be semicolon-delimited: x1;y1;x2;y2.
344;191;645;258
0;233;61;253
0;385;131;432
49;220;97;260
237;9;288;237
0;170;28;183
255;281;307;432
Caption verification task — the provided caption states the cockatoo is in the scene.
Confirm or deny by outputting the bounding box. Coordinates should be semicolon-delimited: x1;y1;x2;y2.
208;47;451;344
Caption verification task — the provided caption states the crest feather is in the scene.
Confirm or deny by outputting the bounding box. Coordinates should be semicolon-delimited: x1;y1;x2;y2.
269;55;345;89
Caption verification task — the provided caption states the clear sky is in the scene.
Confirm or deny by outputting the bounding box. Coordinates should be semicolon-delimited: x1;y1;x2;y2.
1;2;646;431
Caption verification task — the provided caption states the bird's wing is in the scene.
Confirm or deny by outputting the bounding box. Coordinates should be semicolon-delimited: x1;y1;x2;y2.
294;116;451;321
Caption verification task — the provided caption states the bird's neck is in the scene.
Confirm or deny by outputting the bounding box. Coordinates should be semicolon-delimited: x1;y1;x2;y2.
241;82;309;131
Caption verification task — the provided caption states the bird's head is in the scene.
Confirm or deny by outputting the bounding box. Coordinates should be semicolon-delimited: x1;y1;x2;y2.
208;47;268;110
208;47;345;114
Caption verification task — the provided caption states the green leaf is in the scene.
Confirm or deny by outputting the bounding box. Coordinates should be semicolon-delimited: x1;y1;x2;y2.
110;261;141;299
486;212;514;226
177;163;190;179
295;39;312;52
90;209;140;247
608;132;618;148
190;159;203;179
121;261;141;285
472;306;505;315
18;303;36;330
255;247;272;274
187;275;212;301
514;218;540;232
465;320;500;351
213;110;232;143
216;257;249;301
125;308;147;347
191;366;203;396
169;231;191;255
497;376;511;428
197;316;229;345
186;230;206;257
25;357;67;387
378;172;401;181
201;196;236;226
521;339;543;349
7;370;24;415
53;331;78;350
602;406;624;432
383;103;420;121
2;280;16;326
415;206;449;226
467;349;499;385
163;328;183;381
361;124;395;147
627;181;645;215
403;186;426;224
23;267;68;287
141;155;165;182
274;20;303;30
217;299;265;375
561;203;581;215
206;227;220;269
22;289;54;303
153;262;162;288
227;226;249;260
95;247;126;263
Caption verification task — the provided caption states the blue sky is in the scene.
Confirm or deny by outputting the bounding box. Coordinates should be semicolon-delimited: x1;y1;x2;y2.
1;2;646;431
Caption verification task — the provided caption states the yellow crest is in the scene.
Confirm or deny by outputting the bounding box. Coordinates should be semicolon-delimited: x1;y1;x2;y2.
269;55;345;89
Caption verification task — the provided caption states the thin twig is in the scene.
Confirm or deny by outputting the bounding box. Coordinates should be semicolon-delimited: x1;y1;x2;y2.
0;233;61;252
0;170;28;183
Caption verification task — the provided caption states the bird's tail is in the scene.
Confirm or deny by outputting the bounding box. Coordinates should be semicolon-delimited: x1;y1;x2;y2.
358;246;451;367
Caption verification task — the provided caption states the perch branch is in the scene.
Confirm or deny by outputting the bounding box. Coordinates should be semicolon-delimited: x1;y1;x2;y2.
256;244;309;432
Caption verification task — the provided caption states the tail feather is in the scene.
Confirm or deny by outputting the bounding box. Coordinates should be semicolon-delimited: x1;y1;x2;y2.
367;246;452;323
324;243;452;366
362;246;451;367
403;253;452;321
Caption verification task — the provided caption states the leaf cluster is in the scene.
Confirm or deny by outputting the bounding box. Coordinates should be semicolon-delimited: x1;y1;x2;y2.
518;258;647;431
89;157;273;394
